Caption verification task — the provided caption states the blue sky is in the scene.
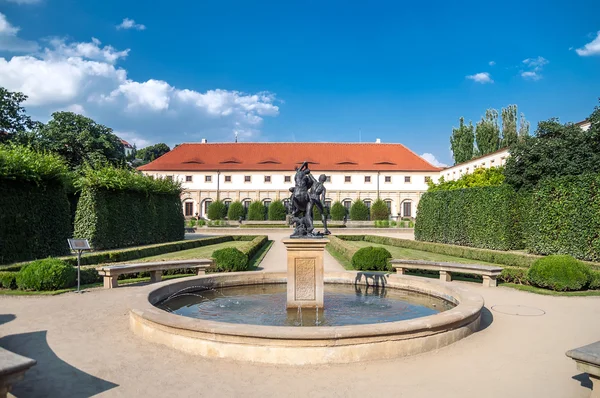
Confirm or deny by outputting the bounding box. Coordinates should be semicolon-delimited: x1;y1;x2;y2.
1;0;599;165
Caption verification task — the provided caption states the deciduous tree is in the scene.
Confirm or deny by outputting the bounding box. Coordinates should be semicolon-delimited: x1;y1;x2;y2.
450;117;474;164
475;109;501;156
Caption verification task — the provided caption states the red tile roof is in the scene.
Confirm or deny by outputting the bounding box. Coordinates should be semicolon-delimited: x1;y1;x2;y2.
138;142;441;172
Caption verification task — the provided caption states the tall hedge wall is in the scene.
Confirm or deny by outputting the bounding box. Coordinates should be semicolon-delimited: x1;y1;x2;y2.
415;185;522;250
525;174;600;262
74;188;184;250
0;181;72;264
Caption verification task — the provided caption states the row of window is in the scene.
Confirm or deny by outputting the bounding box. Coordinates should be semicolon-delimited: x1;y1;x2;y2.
178;175;432;184
184;198;413;218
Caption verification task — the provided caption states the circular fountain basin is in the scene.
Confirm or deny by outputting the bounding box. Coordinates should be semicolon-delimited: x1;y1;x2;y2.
129;271;484;365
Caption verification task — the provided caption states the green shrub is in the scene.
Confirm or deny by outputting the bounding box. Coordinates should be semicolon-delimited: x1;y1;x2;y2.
350;200;369;220
74;187;184;250
351;246;392;271
414;185;523;251
0;271;17;289
227;201;245;221
0;145;70;185
327;236;359;262
527;255;591;291
16;258;77;291
74;165;181;195
207;201;227;220
212;247;249;272
330;201;346;221
197;219;206;227
375;220;390;228
268;200;287;221
247;201;266;221
80;267;101;285
238;235;268;261
390;221;397;227
525;174;600;262
499;267;528;285
590;271;600;290
370;199;389;221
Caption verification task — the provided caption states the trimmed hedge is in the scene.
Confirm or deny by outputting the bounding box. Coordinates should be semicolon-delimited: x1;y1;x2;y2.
337;235;541;268
238;235;268;261
212;248;249;272
525;174;600;262
327;236;359;263
268;200;287;221
352;246;392;271
330;201;346;221
207;201;227;220
415;185;522;251
16;258;76;291
499;267;529;285
350;200;369;221
590;271;600;290
0;180;72;264
527;255;591;291
0;271;17;289
247;201;266;221
1;236;236;270
227;201;245;221
74;187;184;250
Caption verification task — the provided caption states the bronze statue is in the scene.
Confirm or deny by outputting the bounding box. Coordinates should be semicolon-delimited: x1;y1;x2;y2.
288;161;330;238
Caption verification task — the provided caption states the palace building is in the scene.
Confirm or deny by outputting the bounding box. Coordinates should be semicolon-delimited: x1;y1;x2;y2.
138;142;442;219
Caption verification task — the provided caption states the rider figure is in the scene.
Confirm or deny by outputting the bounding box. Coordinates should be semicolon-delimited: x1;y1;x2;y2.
309;174;330;235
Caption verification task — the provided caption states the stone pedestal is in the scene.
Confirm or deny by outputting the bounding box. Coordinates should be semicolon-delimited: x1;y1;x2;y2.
282;238;329;309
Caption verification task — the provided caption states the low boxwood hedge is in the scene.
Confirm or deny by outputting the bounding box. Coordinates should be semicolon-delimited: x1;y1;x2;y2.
0;271;18;289
527;255;591;291
498;267;529;285
16;258;77;291
351;246;392;271
212;248;249;272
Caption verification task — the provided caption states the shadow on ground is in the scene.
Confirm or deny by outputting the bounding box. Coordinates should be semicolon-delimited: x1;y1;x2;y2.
0;314;16;326
572;373;593;390
479;307;494;331
0;330;118;397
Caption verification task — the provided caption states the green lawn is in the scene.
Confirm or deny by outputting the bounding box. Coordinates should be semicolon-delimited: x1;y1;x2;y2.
344;240;502;266
120;240;249;263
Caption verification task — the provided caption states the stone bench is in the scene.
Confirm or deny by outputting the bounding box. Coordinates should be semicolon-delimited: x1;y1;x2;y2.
566;341;600;398
97;259;214;289
390;259;503;287
0;347;36;398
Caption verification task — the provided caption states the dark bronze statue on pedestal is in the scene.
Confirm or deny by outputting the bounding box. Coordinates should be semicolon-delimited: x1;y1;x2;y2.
288;161;331;238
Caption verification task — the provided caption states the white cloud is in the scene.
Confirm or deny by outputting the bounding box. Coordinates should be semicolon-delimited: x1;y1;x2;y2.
5;0;42;4
466;72;493;84
0;34;280;144
420;153;448;168
488;61;496;66
521;56;548;81
117;18;146;31
575;31;600;56
0;12;39;52
115;131;151;148
45;37;129;64
521;71;541;81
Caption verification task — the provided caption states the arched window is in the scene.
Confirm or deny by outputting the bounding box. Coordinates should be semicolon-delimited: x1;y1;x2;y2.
401;200;412;218
242;199;251;210
223;199;232;215
183;200;194;217
343;199;352;210
202;199;213;217
384;199;393;215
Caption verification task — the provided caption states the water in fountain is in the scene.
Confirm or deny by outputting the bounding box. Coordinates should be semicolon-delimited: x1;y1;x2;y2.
157;283;455;327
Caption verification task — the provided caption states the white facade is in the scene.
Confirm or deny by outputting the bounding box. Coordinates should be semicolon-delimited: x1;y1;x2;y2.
440;148;510;182
144;170;440;219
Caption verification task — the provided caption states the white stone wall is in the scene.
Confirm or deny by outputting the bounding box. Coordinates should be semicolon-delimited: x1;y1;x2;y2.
440;148;510;181
144;170;439;219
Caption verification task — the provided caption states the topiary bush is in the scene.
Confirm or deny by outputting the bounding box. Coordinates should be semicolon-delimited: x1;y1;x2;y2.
247;201;266;221
16;258;77;291
0;271;18;289
80;267;101;285
268;200;287;221
212;247;249;272
351;246;392;271
589;271;600;290
330;201;346;221
499;267;529;285
227;201;245;221
350;200;369;220
527;255;591;291
370;199;389;221
207;201;227;220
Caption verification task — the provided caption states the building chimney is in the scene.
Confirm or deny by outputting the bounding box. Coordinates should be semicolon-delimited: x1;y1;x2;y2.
201;138;208;144
375;138;381;143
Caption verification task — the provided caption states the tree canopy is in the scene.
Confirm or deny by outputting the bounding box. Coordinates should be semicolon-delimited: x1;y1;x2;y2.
137;143;170;163
504;103;600;191
427;167;505;191
475;109;501;156
0;87;34;140
450;117;474;165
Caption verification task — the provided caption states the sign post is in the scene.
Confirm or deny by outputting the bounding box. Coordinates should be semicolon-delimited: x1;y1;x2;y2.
67;239;92;293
